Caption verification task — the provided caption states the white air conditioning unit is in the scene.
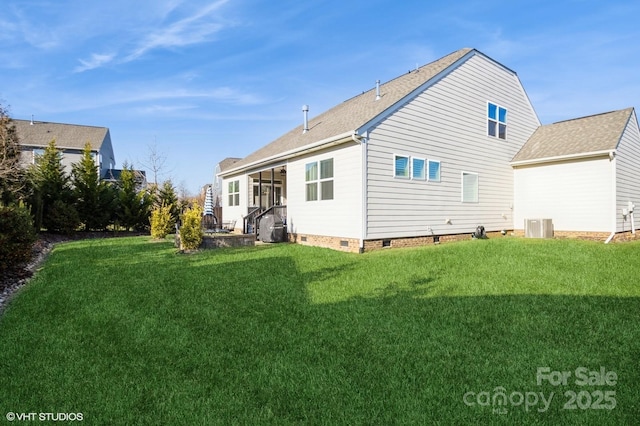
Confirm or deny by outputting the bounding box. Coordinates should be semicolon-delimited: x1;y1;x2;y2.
524;219;554;238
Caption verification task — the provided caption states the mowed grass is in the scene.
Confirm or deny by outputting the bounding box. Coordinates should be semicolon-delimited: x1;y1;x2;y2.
0;236;639;425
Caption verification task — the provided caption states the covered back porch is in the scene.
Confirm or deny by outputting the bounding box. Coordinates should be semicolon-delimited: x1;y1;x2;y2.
244;166;288;239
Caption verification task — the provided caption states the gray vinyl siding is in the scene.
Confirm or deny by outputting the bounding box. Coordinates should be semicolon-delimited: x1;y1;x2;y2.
365;54;539;239
615;110;640;232
287;142;362;239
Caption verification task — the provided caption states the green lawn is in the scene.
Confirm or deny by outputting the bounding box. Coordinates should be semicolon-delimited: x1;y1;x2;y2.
0;237;639;425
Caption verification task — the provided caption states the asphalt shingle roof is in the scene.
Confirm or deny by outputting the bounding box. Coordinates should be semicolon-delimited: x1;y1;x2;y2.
226;48;474;172
12;119;110;151
512;108;634;163
218;157;242;172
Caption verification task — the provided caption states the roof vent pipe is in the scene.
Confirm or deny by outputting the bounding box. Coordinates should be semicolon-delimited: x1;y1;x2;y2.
375;80;381;100
302;104;309;133
30;114;34;125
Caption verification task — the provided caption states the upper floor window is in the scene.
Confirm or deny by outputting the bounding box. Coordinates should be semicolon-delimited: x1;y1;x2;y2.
488;102;507;140
32;148;45;164
228;180;240;206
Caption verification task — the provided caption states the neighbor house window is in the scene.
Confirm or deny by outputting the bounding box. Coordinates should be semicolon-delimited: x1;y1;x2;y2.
412;158;426;180
428;160;441;182
306;158;334;201
228;180;240;206
32;148;44;164
488;102;507;139
394;155;410;178
462;172;478;203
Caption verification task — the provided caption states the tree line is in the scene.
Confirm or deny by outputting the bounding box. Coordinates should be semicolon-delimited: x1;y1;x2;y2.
1;104;187;272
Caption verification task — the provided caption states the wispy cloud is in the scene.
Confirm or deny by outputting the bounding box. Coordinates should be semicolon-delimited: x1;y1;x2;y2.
72;0;232;72
125;0;230;62
74;53;116;73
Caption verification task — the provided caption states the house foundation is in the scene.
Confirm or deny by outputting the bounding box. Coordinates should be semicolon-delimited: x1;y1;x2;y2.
289;231;509;253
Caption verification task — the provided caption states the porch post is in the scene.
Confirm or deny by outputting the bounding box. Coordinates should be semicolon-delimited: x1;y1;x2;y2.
258;172;262;209
270;168;275;207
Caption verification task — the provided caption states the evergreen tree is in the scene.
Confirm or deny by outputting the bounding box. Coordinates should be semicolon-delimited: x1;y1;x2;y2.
72;143;115;230
116;163;153;231
31;139;79;232
0;104;25;204
157;179;179;229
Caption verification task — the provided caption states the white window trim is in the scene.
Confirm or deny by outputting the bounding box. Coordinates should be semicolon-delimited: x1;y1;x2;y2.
487;101;507;140
393;154;410;179
427;159;441;182
228;180;240;206
411;157;426;181
319;158;334;200
305;158;334;201
461;171;479;203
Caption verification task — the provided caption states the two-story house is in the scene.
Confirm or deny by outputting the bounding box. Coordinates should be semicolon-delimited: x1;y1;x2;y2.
217;48;640;252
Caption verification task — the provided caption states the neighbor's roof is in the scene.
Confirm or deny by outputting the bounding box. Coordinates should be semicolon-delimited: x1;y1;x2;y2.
512;108;634;164
225;47;477;173
218;157;242;172
12;119;110;151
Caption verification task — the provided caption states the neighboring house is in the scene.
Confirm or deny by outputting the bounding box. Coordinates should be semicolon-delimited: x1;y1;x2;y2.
512;108;640;240
15;119;116;178
217;47;640;252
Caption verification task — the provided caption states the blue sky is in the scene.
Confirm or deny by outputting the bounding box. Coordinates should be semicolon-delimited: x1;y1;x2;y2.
1;0;639;194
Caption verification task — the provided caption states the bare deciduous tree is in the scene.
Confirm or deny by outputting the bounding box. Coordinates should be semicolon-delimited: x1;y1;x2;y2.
139;139;170;188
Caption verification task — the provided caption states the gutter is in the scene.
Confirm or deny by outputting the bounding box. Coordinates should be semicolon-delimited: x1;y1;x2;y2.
510;149;615;167
219;130;358;177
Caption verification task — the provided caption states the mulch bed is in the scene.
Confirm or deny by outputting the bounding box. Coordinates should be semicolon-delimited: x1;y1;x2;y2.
0;232;146;315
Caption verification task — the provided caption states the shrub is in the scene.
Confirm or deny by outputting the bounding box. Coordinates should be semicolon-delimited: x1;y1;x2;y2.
179;205;203;250
150;204;173;239
44;200;80;234
0;204;37;272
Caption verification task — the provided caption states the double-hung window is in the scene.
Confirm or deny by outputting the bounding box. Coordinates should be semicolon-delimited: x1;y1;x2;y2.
228;180;240;206
488;102;507;140
306;158;334;201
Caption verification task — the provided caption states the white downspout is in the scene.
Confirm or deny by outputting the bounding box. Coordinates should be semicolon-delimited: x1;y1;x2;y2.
605;232;615;244
353;132;367;253
605;151;617;244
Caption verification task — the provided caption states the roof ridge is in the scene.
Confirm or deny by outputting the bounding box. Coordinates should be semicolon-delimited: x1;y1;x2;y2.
13;118;108;129
551;107;633;125
341;48;474;104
